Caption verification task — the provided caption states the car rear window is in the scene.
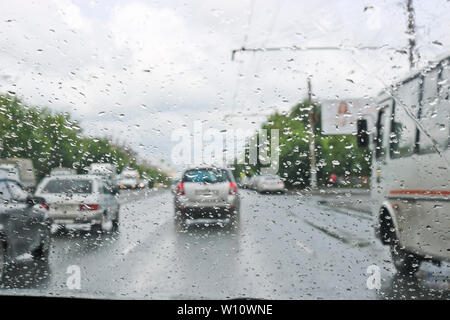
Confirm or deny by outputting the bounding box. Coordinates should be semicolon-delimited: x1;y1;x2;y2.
42;179;93;194
182;169;229;183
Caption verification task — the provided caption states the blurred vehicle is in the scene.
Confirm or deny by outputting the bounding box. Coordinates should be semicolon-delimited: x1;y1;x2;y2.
174;167;240;229
255;175;285;193
329;173;337;185
357;53;450;275
87;163;118;187
0;170;51;281
50;167;77;176
139;175;154;189
34;175;120;233
136;179;147;189
0;158;36;192
117;168;139;190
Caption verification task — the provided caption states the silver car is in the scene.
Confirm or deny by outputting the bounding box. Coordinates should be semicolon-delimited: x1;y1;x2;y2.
174;167;240;229
255;175;285;193
35;175;120;233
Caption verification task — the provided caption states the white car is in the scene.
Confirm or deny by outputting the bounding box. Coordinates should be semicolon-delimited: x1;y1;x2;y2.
255;175;285;193
35;175;120;233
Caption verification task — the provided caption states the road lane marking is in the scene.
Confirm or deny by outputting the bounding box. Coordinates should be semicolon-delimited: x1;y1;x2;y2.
121;243;139;255
295;240;314;254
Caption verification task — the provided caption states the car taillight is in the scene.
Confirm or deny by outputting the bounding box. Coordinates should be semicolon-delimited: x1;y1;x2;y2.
79;204;99;211
229;182;238;195
176;182;185;195
40;203;49;210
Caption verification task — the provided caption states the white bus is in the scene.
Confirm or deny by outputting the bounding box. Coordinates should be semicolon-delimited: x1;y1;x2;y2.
357;54;450;275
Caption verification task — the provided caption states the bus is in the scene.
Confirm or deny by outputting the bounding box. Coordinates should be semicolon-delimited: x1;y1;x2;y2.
0;158;36;191
357;54;450;275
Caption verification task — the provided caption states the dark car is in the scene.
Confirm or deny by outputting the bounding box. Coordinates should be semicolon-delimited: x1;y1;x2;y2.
0;171;52;281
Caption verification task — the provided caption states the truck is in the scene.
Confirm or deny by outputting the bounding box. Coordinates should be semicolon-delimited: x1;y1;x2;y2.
0;158;37;191
50;167;77;176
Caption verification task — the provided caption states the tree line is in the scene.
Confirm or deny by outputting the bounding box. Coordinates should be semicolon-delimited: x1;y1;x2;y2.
0;93;170;184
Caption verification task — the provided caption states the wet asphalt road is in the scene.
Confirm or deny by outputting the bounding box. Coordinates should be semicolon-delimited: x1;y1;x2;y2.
0;189;448;299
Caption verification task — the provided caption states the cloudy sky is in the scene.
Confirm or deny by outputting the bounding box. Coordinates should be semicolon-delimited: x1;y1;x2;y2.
1;0;449;172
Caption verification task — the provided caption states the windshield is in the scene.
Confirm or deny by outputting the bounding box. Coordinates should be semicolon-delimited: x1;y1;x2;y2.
0;0;448;303
41;179;93;194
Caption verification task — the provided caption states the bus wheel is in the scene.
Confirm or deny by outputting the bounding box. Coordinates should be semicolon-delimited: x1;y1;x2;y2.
390;239;421;276
379;210;421;275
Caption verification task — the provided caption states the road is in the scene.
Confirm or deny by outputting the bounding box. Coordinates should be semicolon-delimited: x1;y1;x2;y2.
0;189;448;299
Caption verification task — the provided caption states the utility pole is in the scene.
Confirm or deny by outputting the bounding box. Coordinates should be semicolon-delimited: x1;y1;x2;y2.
230;39;409;189
406;0;416;69
307;76;317;190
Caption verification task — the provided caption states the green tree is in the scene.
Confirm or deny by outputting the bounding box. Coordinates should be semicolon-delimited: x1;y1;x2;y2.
0;93;169;183
234;99;371;189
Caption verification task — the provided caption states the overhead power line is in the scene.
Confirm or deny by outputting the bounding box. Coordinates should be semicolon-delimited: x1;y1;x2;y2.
231;45;389;61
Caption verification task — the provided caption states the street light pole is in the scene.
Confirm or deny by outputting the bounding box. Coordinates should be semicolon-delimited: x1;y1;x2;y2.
406;0;416;69
307;76;317;190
